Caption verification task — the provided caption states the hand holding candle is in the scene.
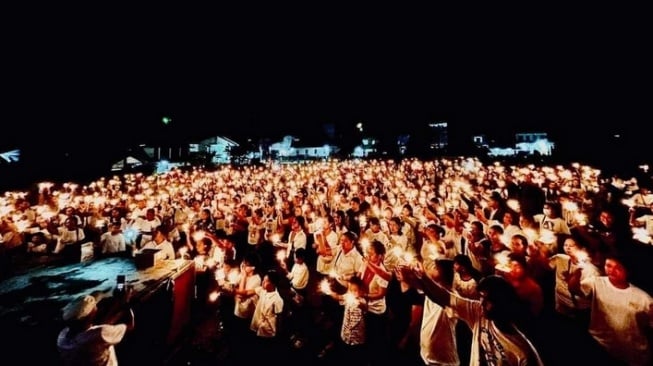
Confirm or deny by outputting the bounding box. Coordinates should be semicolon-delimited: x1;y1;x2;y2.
319;279;332;295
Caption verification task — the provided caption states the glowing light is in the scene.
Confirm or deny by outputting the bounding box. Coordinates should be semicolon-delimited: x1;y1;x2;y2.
343;292;358;306
319;279;332;295
276;249;286;262
208;291;220;302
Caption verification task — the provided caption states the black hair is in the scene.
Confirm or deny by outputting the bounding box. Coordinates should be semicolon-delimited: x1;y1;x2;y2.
294;247;306;261
265;269;280;288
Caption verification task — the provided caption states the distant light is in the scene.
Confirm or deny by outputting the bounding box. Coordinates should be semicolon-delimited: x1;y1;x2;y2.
613;134;620;138
162;116;172;125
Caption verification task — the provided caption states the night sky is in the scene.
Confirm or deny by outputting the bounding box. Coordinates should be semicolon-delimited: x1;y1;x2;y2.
1;10;649;158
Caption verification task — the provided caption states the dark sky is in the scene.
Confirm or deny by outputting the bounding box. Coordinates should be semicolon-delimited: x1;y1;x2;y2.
2;9;650;152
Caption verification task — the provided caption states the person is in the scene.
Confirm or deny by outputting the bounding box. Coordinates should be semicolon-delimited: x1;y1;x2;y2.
399;263;544;366
572;252;653;366
249;270;285;359
57;294;135;366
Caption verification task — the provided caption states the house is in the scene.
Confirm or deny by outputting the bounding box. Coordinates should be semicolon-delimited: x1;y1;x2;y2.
351;137;378;158
479;132;555;157
190;136;240;164
268;135;338;161
514;132;554;156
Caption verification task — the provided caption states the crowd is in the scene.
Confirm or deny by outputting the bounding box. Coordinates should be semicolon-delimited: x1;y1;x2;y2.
1;157;653;366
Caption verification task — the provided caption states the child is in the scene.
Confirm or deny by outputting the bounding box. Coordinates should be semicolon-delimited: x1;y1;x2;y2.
250;270;285;360
329;276;368;364
282;248;310;348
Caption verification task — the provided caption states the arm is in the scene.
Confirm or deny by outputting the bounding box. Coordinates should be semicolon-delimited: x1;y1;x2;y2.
364;260;392;282
398;263;451;307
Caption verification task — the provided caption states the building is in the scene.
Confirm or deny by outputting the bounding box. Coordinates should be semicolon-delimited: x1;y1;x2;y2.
190;136;240;164
352;137;378;158
268;135;338;161
478;132;555;157
514;132;554;156
428;121;449;150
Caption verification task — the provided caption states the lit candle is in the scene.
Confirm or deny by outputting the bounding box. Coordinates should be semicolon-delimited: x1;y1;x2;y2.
276;249;287;262
319;279;332;295
208;291;220;302
343;292;358;306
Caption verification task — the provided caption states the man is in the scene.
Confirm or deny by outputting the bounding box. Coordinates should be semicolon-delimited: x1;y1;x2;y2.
399;264;544;366
573;253;653;366
57;294;135;366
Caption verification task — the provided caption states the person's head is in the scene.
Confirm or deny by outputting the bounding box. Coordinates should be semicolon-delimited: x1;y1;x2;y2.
350;197;361;211
424;224;445;240
604;252;630;287
200;208;211;220
366;240;386;264
242;253;259;275
562;237;580;256
154;227;167;243
453;254;475;276
62;295;98;325
388;217;402;234
507;253;529;280
109;222;122;234
347;276;365;297
340;231;357;253
294;247;306;264
262;270;280;292
470;220;485;239
510;234;529;256
477;275;521;322
487;224;504;243
502;211;517;227
64;217;78;230
30;231;46;244
223;258;238;273
293;215;305;231
145;208;156;220
401;204;413;217
368;217;381;232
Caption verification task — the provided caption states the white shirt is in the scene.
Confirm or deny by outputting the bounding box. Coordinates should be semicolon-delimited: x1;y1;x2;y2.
250;287;284;338
140;239;175;261
581;276;653;366
100;232;127;254
287;262;309;290
57;324;127;366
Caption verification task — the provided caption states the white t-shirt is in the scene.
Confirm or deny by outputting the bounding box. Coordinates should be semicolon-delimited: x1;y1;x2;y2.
451;294;544;366
234;274;262;319
100;232;127;254
549;254;599;312
250;287;284;338
581;276;653;366
57;324;127;366
288;262;309;290
420;297;459;366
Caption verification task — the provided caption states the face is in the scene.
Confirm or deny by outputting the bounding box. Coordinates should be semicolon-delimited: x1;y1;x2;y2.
366;247;382;264
599;211;614;228
563;239;578;256
509;260;526;279
510;237;527;254
262;275;274;291
340;235;354;252
542;205;552;217
348;282;362;297
604;258;627;284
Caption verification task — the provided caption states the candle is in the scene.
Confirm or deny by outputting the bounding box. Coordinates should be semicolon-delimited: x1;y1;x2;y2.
343;292;358;306
276;249;287;262
319;279;332;295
